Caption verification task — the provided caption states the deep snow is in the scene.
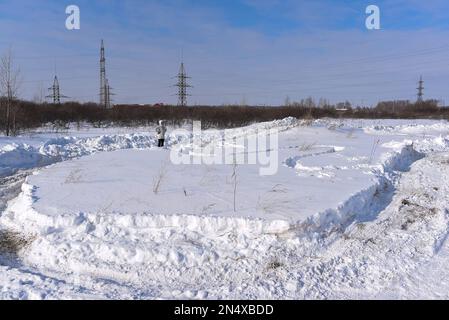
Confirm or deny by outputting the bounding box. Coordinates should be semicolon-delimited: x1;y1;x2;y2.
1;118;449;299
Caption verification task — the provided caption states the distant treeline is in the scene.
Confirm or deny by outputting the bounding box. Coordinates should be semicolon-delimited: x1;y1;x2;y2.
0;98;447;135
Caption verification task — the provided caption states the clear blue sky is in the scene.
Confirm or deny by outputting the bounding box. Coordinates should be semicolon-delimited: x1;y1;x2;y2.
1;0;449;106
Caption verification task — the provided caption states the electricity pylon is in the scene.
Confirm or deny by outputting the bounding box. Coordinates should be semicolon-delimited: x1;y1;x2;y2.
100;40;113;108
417;75;424;102
46;75;68;104
104;78;115;108
173;62;192;107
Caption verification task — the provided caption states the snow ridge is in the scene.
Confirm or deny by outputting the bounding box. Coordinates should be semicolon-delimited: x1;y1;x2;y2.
293;143;429;242
0;134;160;177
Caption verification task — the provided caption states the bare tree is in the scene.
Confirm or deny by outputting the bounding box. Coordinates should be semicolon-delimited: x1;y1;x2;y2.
32;81;45;104
0;48;21;136
318;97;329;108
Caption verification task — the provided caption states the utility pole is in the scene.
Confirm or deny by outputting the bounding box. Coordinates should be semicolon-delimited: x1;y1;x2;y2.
173;62;192;107
46;75;68;104
100;40;113;108
417;75;424;102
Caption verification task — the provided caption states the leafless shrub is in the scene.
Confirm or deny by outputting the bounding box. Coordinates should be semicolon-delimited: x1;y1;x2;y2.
346;128;355;139
153;162;167;195
369;139;381;164
327;121;344;131
52;119;70;133
298;142;316;152
258;200;292;215
231;163;238;212
0;230;34;257
267;260;283;270
269;184;288;193
256;192;292;215
100;201;114;213
64;169;82;184
302;109;314;126
201;203;216;214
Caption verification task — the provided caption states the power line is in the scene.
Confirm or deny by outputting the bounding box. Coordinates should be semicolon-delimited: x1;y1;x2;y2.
18;43;449;88
11;40;449;105
15;53;98;60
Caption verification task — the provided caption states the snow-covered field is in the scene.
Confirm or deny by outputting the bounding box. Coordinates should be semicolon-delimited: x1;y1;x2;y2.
1;118;449;299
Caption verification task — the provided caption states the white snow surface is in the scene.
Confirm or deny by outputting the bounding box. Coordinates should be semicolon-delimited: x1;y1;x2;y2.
1;118;449;299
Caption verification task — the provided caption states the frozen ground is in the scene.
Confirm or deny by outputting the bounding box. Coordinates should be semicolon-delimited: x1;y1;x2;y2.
1;118;449;299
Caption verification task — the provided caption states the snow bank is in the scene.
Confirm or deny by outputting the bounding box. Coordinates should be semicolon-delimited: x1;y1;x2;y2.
5;121;449;241
365;122;449;136
39;134;157;158
4;139;435;297
5;137;443;240
2;181;291;236
0;118;300;178
3;118;449;299
0;144;53;177
1;117;305;237
297;135;449;240
0;134;165;177
296;141;431;239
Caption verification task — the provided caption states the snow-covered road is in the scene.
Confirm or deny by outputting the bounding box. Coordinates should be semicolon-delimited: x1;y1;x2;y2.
1;119;449;299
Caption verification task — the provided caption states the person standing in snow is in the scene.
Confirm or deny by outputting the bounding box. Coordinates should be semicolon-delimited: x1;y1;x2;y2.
156;120;167;148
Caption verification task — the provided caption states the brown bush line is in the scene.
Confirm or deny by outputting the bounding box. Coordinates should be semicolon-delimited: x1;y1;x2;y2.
0;98;447;133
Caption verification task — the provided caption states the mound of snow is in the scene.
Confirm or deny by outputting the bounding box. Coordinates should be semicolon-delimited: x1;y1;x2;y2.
0;144;53;177
0;134;165;177
365;122;449;136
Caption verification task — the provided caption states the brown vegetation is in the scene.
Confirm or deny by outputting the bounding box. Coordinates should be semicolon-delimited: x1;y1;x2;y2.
0;99;447;134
